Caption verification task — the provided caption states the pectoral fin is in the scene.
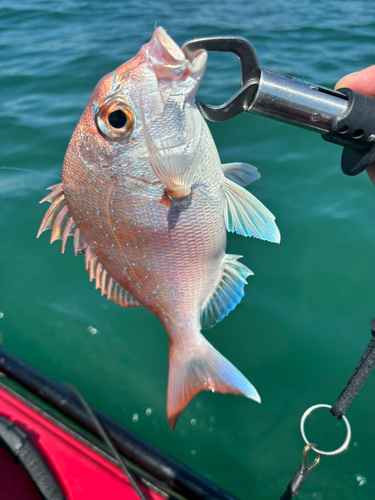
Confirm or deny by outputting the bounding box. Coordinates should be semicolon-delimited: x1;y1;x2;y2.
223;162;260;186
223;178;280;243
140;106;197;198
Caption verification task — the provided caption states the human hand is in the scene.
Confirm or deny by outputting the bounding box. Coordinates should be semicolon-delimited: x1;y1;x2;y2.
335;66;375;184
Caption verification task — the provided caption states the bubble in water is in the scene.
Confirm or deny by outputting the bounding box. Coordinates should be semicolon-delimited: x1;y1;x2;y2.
190;418;196;426
312;492;323;499
132;413;139;423
87;326;98;335
0;312;3;319
353;442;359;448
145;408;152;416
356;475;366;487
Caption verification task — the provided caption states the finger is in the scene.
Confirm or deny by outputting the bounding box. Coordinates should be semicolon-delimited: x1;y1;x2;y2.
335;65;375;96
367;163;375;185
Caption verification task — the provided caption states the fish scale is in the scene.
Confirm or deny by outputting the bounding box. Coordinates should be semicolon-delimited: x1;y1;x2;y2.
38;27;280;428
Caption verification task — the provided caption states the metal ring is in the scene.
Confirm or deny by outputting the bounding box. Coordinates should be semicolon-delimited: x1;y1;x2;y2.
300;404;351;456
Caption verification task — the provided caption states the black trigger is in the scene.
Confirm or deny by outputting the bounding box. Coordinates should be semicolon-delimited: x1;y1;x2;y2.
341;146;375;176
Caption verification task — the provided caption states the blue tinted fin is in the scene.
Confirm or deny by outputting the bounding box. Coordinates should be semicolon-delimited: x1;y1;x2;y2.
200;254;253;329
223;177;280;243
223;162;260;186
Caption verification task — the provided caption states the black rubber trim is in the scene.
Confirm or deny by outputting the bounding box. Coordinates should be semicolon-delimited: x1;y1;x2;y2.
321;88;375;176
0;416;65;499
0;347;238;500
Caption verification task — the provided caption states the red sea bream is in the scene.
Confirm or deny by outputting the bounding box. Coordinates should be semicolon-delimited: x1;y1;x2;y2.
38;27;280;429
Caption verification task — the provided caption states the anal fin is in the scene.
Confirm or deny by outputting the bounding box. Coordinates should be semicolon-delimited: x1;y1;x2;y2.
224;177;280;243
200;254;253;329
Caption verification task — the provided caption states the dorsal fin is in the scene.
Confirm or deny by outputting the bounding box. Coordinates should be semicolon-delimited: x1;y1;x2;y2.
200;254;253;329
38;184;142;309
37;184;87;255
84;247;141;308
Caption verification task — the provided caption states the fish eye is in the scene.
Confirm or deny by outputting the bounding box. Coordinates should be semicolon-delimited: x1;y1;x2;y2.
108;110;127;129
96;98;134;140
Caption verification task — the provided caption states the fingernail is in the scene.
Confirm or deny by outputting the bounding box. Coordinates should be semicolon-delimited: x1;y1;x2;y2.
343;71;359;78
334;72;359;90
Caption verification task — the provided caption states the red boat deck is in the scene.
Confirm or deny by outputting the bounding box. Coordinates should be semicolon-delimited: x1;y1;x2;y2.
0;384;163;500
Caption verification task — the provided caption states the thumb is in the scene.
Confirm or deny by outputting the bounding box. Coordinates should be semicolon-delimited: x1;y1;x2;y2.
334;71;358;90
334;65;375;96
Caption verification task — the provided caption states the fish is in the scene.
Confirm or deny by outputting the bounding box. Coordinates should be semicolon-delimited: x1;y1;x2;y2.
37;27;280;429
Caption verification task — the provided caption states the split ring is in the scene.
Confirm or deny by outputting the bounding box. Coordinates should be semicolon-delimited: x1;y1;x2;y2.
300;404;351;456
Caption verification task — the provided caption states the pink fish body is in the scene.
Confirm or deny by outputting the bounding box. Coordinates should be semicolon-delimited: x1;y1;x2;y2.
38;28;280;428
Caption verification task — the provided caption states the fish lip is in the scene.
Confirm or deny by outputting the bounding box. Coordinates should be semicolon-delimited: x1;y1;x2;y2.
149;27;186;64
185;49;207;74
182;45;207;74
146;27;207;79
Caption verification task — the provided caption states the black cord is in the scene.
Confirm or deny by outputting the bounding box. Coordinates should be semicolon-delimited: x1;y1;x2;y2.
65;385;148;500
330;318;375;419
280;318;375;499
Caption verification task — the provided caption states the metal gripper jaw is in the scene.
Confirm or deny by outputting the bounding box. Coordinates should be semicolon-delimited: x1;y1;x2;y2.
182;37;261;122
183;36;375;177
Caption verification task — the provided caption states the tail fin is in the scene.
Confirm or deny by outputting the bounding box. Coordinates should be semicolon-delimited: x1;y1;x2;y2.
167;336;260;429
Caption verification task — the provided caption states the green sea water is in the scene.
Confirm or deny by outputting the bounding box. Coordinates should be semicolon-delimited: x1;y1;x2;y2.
1;1;375;498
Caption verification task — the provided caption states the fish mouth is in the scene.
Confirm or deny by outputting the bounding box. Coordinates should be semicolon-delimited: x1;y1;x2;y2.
146;27;207;81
